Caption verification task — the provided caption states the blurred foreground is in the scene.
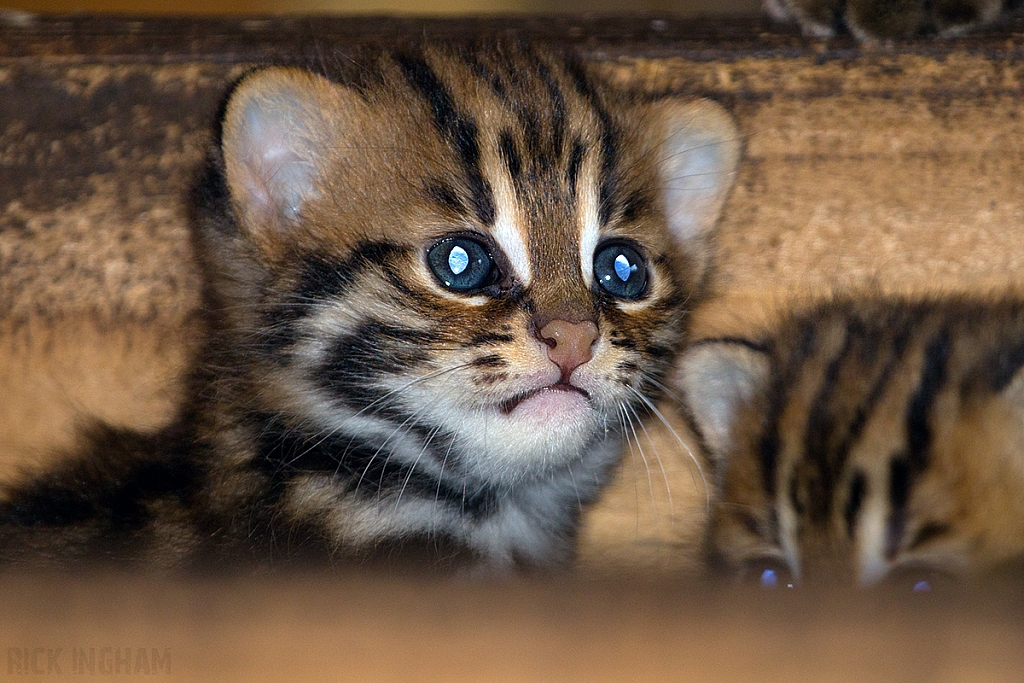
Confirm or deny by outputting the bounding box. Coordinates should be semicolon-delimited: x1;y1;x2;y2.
3;571;1022;682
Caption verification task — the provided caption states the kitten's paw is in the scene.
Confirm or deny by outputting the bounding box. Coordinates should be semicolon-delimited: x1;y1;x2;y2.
767;0;1005;41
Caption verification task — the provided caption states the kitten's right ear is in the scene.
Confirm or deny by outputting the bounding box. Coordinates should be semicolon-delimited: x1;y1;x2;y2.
221;67;346;247
654;99;741;251
676;340;771;463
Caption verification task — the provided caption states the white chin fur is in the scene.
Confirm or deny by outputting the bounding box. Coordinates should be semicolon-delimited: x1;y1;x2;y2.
456;401;604;483
402;389;605;485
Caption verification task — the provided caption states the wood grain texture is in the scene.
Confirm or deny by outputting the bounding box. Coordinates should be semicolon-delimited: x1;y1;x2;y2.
2;572;1023;682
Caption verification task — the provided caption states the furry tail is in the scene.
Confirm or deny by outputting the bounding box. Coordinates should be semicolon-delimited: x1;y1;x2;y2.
0;423;208;569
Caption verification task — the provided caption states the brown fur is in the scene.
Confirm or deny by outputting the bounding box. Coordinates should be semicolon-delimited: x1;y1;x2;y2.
678;292;1024;585
0;41;739;571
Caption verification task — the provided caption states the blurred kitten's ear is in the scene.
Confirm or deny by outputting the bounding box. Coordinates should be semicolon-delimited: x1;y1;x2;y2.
676;340;770;462
654;99;741;249
997;362;1024;410
220;67;348;246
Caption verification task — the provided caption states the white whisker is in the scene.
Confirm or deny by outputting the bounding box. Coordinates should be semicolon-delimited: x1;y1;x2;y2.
627;384;709;512
566;462;582;512
434;433;457;508
350;361;478;420
616;403;643;533
619;401;659;520
624;400;675;517
395;424;442;510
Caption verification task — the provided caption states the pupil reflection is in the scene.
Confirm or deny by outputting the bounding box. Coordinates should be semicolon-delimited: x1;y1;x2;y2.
448;246;470;275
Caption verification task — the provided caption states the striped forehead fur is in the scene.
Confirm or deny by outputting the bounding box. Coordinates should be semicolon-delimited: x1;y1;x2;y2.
287;42;672;301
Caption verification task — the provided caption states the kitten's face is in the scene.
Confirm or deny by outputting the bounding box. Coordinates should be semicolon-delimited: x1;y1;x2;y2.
209;44;739;485
678;300;1024;587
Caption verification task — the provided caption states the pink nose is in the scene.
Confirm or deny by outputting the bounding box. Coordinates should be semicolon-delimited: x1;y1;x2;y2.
538;320;599;379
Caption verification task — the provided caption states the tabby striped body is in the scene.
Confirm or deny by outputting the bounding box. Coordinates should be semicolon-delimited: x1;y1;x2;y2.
0;41;739;571
679;294;1024;586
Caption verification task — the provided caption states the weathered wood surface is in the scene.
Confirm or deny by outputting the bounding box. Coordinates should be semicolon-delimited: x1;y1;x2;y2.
2;572;1024;682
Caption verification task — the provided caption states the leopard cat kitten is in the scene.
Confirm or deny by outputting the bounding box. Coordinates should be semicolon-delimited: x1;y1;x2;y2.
0;42;739;571
677;294;1024;587
767;0;1010;41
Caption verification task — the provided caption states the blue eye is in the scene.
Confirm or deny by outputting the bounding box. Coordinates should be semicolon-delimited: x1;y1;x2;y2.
593;242;647;299
741;557;796;589
427;236;496;292
882;566;953;593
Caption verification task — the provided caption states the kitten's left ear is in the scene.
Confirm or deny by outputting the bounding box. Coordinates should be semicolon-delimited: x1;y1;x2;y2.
653;99;741;248
220;67;351;247
676;340;770;464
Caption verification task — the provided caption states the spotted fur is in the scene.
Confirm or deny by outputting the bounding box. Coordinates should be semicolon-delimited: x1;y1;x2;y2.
0;41;739;571
678;294;1024;586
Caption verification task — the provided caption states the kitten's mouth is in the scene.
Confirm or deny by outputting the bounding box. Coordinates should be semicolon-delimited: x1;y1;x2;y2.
498;383;591;415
